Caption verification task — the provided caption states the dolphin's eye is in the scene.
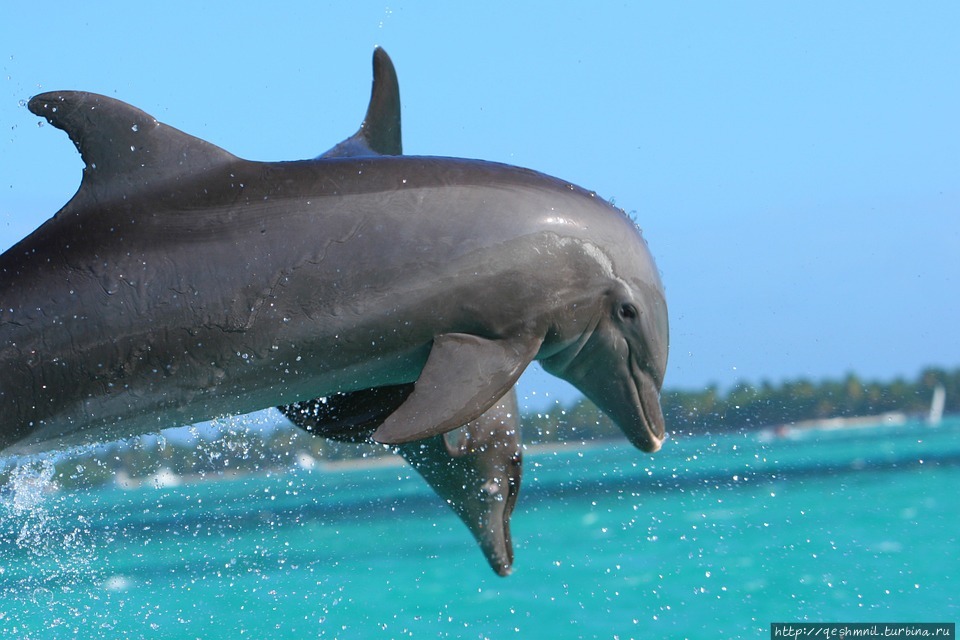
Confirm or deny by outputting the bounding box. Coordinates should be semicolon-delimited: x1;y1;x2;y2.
619;303;638;321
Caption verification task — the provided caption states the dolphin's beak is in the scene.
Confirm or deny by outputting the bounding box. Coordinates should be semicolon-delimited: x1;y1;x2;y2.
542;330;666;453
573;350;665;453
456;444;521;576
627;359;666;453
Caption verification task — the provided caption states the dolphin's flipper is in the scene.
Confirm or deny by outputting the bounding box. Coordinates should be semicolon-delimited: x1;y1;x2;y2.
373;333;540;445
322;47;401;159
28;92;237;204
280;384;413;443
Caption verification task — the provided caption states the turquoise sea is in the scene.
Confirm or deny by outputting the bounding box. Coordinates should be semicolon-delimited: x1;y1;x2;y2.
1;416;958;639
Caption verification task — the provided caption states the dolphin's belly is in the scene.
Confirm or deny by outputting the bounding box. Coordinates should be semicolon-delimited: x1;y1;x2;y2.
0;321;434;453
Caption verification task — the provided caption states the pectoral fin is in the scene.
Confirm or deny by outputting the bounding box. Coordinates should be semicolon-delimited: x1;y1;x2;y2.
278;384;413;443
372;333;540;444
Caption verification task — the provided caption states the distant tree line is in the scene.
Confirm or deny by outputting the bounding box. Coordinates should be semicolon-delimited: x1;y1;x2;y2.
523;366;959;443
3;366;957;491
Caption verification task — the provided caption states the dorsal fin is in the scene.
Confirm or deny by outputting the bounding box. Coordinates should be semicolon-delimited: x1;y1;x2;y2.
322;47;402;158
28;91;238;202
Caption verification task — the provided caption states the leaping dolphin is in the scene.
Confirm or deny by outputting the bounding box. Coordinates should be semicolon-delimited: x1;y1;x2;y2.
0;53;668;462
280;48;522;576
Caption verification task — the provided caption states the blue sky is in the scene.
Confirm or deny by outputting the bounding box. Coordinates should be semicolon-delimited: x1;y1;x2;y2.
1;3;957;412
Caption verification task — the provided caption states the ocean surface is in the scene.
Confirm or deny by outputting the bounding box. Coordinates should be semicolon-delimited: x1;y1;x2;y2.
1;416;957;639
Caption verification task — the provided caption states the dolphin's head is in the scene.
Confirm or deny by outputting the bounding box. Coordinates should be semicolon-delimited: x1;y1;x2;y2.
540;219;669;453
396;390;522;576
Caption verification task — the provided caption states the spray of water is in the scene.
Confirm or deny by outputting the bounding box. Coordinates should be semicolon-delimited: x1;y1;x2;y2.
0;450;104;609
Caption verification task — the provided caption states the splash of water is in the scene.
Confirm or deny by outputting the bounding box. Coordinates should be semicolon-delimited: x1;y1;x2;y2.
6;458;56;518
0;454;102;606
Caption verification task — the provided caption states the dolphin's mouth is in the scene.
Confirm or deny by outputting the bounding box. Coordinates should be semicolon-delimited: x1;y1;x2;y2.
486;449;522;576
540;320;666;453
464;451;520;576
439;428;522;577
628;349;665;453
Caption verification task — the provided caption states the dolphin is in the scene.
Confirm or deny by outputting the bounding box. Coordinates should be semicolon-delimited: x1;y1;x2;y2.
284;382;522;576
279;48;522;575
0;59;668;461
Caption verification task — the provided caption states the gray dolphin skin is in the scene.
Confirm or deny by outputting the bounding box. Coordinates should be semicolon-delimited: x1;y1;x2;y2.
278;48;522;575
0;52;668;464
